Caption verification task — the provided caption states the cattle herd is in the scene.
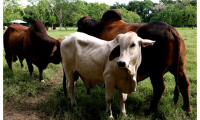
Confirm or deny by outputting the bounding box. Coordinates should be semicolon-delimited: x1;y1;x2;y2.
3;9;191;118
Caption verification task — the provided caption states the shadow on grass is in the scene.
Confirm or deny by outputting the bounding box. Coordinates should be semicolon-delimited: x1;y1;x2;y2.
37;83;167;120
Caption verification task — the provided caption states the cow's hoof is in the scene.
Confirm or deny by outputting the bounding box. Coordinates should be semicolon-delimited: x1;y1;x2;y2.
41;80;46;85
109;115;114;120
183;106;192;115
145;108;156;116
120;112;127;116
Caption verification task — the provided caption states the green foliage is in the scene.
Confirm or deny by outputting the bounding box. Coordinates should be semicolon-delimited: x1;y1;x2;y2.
110;2;126;9
86;2;110;20
150;4;196;27
150;5;183;26
3;0;24;24
126;0;153;22
48;16;56;26
183;4;197;27
159;0;174;5
118;8;141;23
23;5;35;26
64;0;88;26
28;0;50;24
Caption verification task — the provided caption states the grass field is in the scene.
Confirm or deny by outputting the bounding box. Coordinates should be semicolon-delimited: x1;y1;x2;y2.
3;27;197;119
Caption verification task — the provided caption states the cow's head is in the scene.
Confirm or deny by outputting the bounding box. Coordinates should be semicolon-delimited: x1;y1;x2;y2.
50;38;62;64
77;16;99;36
109;32;155;76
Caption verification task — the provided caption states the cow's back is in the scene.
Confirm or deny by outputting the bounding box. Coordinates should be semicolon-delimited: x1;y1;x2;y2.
61;32;111;87
97;21;180;81
98;21;144;40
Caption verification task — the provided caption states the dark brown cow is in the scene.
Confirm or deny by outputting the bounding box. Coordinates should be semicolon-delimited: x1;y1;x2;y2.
53;26;56;30
45;25;49;30
77;9;191;113
4;19;62;83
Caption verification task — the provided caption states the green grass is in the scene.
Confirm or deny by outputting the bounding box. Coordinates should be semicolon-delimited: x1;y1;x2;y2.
46;27;77;39
3;27;197;119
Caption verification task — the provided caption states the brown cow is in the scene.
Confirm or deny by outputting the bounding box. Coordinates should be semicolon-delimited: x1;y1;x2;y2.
77;9;191;113
53;26;56;30
4;19;62;83
45;25;49;30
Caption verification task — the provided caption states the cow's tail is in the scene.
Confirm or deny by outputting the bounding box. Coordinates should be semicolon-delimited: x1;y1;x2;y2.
171;28;181;104
3;27;17;71
4;28;10;58
63;69;67;96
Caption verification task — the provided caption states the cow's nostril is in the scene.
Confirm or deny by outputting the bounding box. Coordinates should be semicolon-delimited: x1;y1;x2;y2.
117;61;126;67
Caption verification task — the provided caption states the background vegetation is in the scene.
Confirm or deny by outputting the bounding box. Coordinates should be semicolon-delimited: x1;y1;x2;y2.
3;0;197;29
3;27;197;119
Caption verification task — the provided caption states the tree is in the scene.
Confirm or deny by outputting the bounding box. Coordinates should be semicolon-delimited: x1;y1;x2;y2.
183;4;196;28
150;5;183;26
118;8;141;23
126;0;153;22
3;0;25;24
23;5;35;26
150;1;197;27
49;0;77;30
87;2;110;20
63;0;88;28
159;0;174;5
48;15;57;30
28;0;50;24
110;2;126;9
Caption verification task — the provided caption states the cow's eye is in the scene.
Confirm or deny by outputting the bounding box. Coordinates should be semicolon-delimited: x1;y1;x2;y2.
130;43;135;48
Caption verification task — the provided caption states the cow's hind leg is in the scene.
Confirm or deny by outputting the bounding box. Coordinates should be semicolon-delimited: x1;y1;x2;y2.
67;71;77;107
26;58;34;77
170;68;191;113
39;68;45;84
5;54;14;72
18;55;24;68
63;68;77;107
177;70;191;112
149;73;165;112
169;41;191;113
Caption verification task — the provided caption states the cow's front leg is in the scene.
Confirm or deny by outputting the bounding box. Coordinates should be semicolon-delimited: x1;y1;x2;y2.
118;91;128;116
105;81;114;119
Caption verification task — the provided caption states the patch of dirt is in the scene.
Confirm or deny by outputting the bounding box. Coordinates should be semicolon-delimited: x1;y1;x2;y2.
3;68;63;120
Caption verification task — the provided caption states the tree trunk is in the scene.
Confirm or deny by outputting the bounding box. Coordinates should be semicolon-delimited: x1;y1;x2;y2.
60;23;62;30
64;24;67;31
52;24;53;30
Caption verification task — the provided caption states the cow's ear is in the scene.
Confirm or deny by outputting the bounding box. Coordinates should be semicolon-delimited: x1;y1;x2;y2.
57;38;62;46
50;45;57;57
109;44;120;61
138;37;155;47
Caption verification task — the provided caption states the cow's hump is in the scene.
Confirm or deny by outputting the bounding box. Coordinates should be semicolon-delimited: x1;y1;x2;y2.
101;9;122;21
31;19;46;33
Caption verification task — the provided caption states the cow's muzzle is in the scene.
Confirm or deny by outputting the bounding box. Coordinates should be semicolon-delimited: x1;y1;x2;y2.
117;61;126;67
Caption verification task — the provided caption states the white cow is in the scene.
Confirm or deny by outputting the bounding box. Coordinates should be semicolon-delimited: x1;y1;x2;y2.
61;31;155;118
